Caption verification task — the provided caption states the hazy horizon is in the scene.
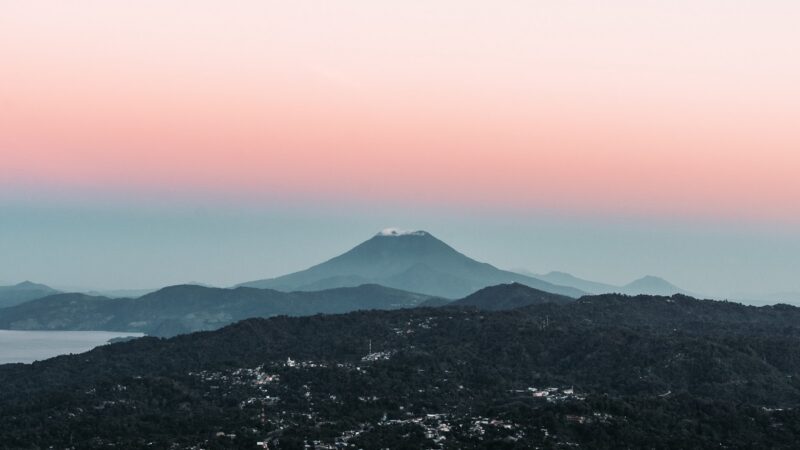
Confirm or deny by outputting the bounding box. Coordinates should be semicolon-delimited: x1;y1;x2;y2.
1;196;798;300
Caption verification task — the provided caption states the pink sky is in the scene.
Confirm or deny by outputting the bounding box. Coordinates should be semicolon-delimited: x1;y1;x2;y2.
2;1;799;222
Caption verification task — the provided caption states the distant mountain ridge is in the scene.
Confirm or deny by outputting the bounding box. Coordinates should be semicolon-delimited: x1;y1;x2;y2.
0;284;436;337
238;230;584;298
529;271;689;296
0;281;60;309
82;288;158;299
0;282;575;336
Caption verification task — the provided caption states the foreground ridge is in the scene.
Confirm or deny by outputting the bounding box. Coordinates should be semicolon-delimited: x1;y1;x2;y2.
2;293;800;448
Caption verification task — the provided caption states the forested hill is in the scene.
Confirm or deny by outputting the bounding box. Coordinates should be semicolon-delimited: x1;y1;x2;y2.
555;293;800;333
2;294;800;448
446;282;573;310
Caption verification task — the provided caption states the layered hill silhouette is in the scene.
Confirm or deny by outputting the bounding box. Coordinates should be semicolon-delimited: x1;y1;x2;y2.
238;229;584;298
532;271;689;296
0;284;434;337
0;282;577;337
0;281;60;309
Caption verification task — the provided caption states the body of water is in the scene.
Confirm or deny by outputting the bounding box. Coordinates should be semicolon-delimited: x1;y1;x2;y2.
0;330;145;364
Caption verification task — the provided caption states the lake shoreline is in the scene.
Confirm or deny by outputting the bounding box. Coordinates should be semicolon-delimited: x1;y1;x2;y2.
0;330;146;365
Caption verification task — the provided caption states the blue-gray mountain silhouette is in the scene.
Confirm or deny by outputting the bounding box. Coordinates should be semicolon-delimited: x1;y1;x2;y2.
0;281;60;309
532;271;688;296
0;284;436;337
622;275;687;296
238;230;584;298
532;271;617;294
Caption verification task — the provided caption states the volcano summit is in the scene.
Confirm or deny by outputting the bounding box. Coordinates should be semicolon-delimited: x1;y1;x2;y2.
239;230;583;298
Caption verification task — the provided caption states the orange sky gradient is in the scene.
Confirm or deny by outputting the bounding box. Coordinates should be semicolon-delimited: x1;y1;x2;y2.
2;1;799;222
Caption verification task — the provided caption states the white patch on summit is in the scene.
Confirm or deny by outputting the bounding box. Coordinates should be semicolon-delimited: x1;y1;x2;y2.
377;228;427;237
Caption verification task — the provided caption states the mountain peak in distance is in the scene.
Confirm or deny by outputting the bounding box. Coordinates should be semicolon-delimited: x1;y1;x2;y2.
623;275;685;296
0;281;60;309
529;270;690;297
238;229;584;299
